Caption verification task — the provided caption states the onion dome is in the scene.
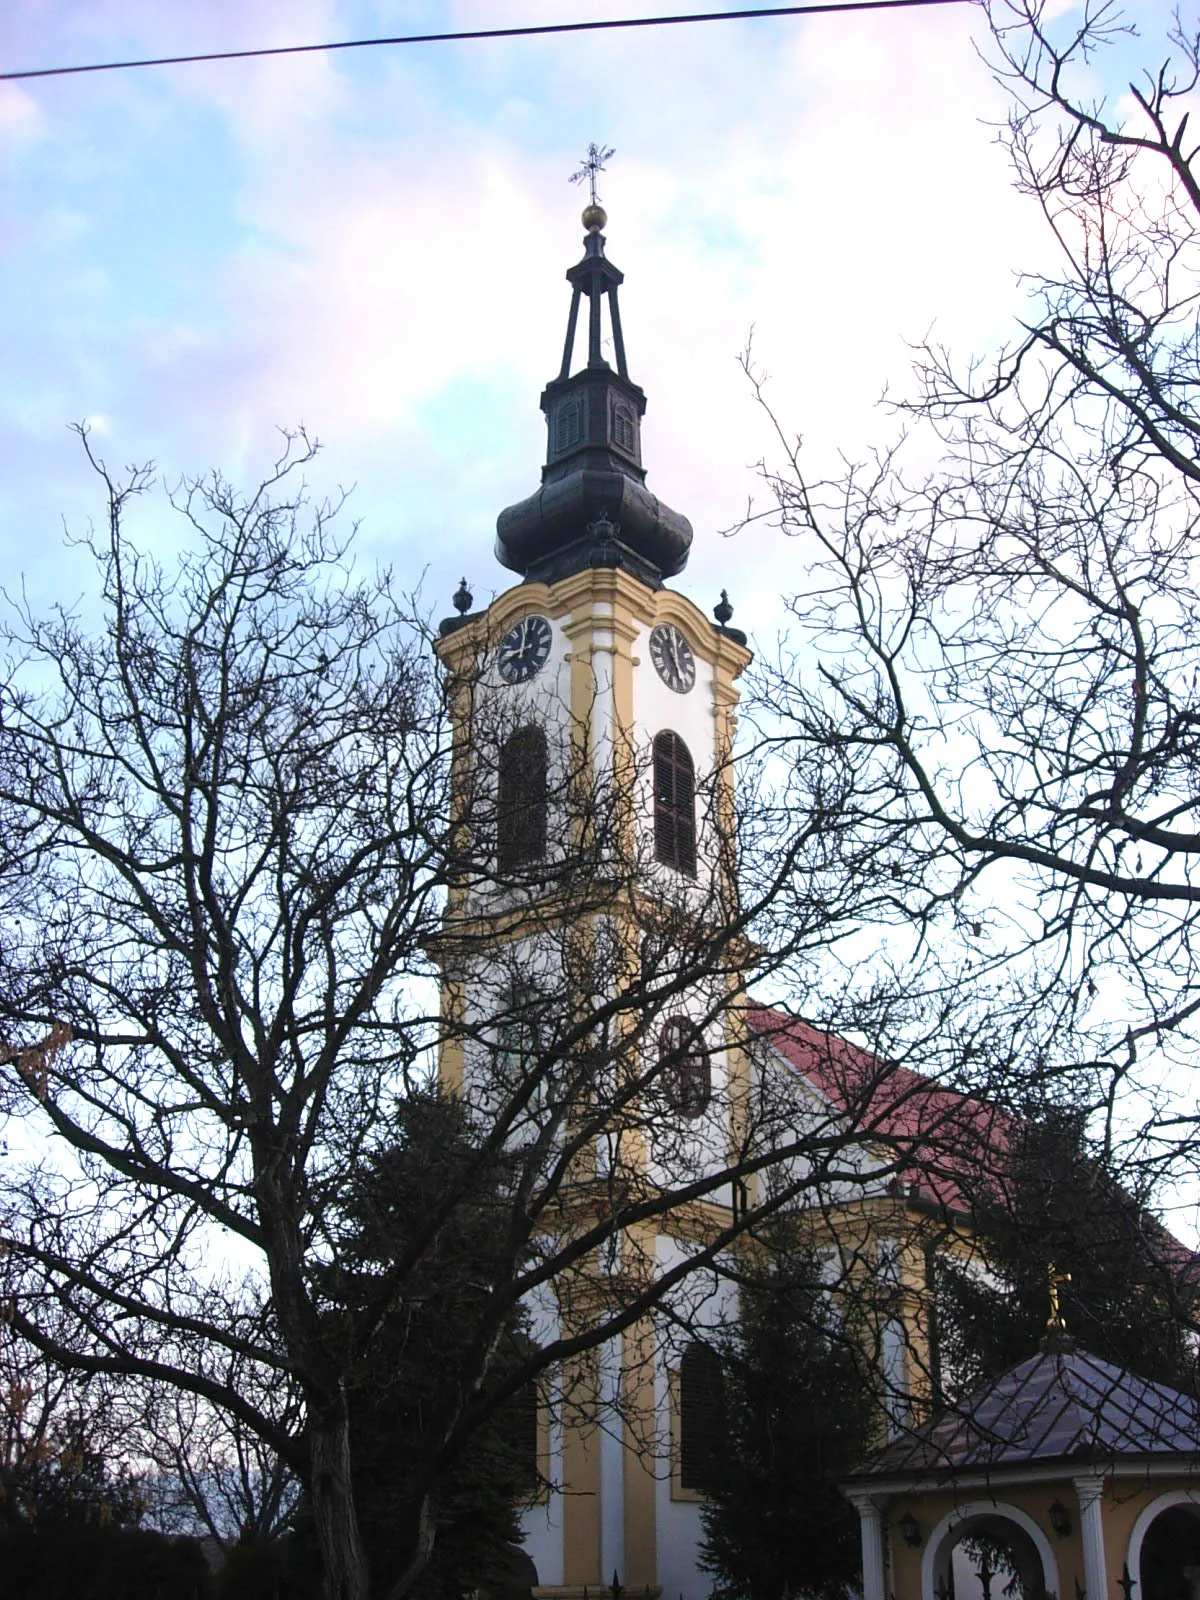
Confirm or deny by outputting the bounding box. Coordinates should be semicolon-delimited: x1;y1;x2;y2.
495;207;692;588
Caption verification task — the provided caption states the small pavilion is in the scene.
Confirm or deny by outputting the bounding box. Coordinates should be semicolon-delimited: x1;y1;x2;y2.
842;1324;1200;1600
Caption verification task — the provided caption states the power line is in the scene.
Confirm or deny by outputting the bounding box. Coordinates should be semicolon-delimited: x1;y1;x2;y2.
2;0;969;84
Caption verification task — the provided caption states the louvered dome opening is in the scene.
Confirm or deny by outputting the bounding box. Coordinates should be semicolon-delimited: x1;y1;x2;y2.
653;730;696;877
497;726;548;871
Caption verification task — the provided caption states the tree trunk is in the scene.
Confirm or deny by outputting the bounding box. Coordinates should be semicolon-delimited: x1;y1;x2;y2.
385;1491;440;1600
310;1388;370;1600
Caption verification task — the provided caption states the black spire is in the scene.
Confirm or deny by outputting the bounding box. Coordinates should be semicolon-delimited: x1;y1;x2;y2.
495;199;692;588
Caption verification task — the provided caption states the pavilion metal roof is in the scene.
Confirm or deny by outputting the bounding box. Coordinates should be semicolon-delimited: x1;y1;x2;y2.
850;1345;1200;1480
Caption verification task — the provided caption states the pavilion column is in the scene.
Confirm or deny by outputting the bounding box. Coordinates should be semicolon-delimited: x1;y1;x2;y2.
847;1492;889;1600
1074;1474;1108;1600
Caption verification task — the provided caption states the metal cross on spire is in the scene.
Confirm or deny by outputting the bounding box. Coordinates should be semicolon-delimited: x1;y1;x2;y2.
571;142;615;207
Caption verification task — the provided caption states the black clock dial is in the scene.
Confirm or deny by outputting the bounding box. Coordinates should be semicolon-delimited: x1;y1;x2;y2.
498;614;552;683
649;623;696;694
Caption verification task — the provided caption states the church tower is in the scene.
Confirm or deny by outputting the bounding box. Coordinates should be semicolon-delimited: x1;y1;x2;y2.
434;183;752;1600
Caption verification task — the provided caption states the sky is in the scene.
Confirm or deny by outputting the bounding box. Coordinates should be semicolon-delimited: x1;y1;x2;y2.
3;4;1199;1233
3;0;1178;639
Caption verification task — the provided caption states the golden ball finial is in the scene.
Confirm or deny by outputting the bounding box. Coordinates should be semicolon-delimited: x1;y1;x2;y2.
582;203;607;234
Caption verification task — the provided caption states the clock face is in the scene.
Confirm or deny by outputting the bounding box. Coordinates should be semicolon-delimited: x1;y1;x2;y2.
498;614;552;684
649;623;696;694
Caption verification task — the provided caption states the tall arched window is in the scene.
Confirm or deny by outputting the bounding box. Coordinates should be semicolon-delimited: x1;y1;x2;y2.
497;726;548;871
494;984;556;1147
653;730;696;877
659;1017;711;1118
678;1342;725;1493
496;986;542;1084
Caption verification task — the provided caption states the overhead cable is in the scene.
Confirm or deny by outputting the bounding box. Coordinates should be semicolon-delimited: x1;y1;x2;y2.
2;0;970;84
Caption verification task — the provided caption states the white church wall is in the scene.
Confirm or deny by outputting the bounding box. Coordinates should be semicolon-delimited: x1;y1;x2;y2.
457;929;566;1110
630;617;719;766
743;1043;825;1201
581;602;618;800
881;1317;910;1438
746;1038;898;1212
644;1023;733;1192
518;1281;564;1587
471;606;574;757
656;1490;707;1600
599;1334;626;1586
641;965;739;1193
630;614;727;907
653;1235;738;1600
519;1488;562;1590
655;1237;733;1340
462;608;581;922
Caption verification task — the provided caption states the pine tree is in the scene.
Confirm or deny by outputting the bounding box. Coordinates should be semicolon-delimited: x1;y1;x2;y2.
933;1111;1197;1398
311;1092;538;1600
700;1244;873;1600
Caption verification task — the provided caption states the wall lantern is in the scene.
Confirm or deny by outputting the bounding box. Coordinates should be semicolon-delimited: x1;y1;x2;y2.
899;1513;923;1548
1048;1499;1072;1538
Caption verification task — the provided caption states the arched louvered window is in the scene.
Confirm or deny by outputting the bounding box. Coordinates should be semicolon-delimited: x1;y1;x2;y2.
653;730;696;877
555;399;582;454
679;1342;725;1493
497;726;548;871
659;1017;711;1118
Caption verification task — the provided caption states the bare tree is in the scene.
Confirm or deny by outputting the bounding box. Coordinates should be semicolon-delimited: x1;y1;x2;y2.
0;428;1012;1600
0;425;450;1597
0;1325;146;1533
745;0;1200;1197
135;1358;301;1547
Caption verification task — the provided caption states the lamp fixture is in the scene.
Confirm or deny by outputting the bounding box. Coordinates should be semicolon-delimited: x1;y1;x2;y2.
1049;1499;1072;1538
899;1512;922;1548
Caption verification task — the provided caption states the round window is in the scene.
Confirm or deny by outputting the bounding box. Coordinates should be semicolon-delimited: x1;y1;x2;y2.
658;1017;711;1118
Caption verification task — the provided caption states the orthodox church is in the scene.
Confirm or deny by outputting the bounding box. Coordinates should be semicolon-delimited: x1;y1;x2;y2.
429;178;1200;1600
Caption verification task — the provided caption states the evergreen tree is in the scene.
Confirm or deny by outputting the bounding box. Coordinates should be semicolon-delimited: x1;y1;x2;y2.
700;1244;874;1600
0;1409;212;1599
933;1111;1197;1398
318;1092;537;1600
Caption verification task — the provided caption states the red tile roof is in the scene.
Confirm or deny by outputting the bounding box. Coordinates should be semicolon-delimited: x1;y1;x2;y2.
746;1003;1197;1282
746;1002;1016;1217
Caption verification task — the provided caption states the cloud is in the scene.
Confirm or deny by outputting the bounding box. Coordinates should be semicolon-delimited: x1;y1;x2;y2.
0;1;1085;630
0;81;46;151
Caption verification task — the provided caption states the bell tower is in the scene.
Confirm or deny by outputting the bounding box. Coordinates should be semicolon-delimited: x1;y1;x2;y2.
434;177;752;1600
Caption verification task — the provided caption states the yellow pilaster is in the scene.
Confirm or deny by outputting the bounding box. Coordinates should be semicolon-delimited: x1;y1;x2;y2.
560;1351;603;1587
622;1314;659;1588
